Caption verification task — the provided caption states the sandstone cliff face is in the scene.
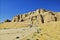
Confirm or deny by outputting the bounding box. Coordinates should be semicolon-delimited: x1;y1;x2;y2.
0;9;60;40
11;9;60;24
1;9;60;29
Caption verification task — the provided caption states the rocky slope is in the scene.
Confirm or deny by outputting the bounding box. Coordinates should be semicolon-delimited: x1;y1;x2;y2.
0;9;60;28
11;9;60;23
0;9;60;40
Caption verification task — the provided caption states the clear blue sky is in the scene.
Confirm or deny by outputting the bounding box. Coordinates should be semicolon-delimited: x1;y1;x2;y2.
0;0;60;22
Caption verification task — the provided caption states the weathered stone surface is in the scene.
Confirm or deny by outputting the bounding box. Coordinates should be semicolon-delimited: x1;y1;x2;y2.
9;9;60;29
11;9;60;24
41;11;55;23
0;9;60;40
55;12;60;21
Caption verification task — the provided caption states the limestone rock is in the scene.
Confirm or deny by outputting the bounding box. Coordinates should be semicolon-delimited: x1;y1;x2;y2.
0;9;60;40
41;11;55;23
11;9;60;24
55;12;60;21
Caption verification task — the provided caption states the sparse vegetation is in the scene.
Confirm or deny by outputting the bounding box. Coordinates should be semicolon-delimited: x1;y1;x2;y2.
4;19;11;22
16;36;20;39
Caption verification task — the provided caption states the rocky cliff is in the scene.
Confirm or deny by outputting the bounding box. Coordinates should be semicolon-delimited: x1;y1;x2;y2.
0;9;60;40
11;9;60;24
0;9;60;29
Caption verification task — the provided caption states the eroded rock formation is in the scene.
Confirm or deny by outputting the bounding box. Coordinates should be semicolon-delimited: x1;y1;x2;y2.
0;9;60;40
11;9;60;24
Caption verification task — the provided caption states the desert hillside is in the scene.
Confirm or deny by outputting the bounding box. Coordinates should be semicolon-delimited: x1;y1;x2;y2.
0;9;60;40
0;9;60;29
